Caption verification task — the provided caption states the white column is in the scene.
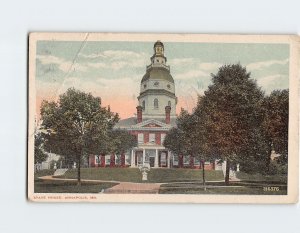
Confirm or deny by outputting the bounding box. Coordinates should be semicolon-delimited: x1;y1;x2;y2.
131;149;135;167
142;149;145;166
154;149;159;168
167;151;170;168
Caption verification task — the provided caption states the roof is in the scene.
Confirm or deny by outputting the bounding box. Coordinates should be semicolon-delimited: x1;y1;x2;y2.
141;67;174;83
114;117;177;129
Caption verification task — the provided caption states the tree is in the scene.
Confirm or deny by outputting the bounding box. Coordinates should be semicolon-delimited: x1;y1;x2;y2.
34;132;47;164
109;129;137;166
199;64;266;185
164;107;212;190
262;90;289;168
40;88;119;185
110;130;137;154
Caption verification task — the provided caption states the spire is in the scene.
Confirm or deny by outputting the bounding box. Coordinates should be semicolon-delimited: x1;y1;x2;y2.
154;40;164;56
150;40;167;66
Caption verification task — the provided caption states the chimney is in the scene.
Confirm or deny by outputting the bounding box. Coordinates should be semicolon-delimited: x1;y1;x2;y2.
165;106;171;124
136;106;143;123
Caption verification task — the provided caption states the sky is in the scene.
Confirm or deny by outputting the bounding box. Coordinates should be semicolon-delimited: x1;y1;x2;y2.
35;40;290;119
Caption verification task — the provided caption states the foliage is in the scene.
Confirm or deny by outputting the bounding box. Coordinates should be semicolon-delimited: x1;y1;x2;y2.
262;90;289;164
40;88;119;184
109;129;137;154
34;133;47;164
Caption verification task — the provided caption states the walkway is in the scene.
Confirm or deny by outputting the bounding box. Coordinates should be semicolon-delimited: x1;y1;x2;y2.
104;182;161;194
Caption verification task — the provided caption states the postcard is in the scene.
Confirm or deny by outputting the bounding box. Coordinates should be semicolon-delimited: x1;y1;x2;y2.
28;33;299;203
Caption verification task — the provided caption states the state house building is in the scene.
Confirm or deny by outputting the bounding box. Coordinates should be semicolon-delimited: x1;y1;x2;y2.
89;41;219;170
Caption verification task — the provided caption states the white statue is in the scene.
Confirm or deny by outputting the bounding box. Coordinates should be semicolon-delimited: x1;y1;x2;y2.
139;164;150;181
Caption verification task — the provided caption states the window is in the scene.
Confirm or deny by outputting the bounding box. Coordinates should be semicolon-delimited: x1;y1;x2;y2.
138;133;144;144
149;133;155;143
161;133;166;144
154;98;159;109
168;101;171;107
142;100;145;110
115;154;121;165
160;152;167;166
105;155;110;165
95;155;100;164
167;84;171;89
154;81;159;87
125;152;130;165
173;155;179;166
183;155;190;165
194;157;201;165
144;84;147;89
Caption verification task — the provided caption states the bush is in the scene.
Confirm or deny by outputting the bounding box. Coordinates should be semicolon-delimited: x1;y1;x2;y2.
268;161;288;175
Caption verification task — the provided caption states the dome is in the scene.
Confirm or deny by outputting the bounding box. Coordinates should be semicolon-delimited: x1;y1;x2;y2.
141;67;174;83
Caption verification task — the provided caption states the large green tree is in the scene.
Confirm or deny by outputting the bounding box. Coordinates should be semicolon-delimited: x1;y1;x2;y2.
262;89;289;167
40;88;119;185
164;108;212;190
199;64;267;185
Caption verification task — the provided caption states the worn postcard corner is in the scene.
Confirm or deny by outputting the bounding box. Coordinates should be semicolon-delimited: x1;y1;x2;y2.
28;33;299;203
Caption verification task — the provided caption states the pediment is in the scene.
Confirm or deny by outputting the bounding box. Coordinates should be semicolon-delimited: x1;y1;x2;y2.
143;123;162;128
134;119;170;128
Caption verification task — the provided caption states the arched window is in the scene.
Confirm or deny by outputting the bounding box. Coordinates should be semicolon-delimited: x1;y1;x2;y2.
142;100;145;110
154;98;159;109
168;101;171;107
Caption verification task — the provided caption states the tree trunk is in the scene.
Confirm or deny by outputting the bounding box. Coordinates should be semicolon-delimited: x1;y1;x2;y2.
225;159;230;186
201;160;206;191
77;155;81;186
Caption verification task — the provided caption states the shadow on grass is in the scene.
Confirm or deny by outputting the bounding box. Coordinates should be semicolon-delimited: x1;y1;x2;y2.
159;180;287;195
34;180;118;193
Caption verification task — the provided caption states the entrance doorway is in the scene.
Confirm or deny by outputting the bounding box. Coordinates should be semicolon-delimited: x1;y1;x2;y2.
149;157;155;167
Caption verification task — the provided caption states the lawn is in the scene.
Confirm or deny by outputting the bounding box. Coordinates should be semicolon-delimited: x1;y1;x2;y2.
236;172;287;183
159;185;287;195
60;168;224;183
159;179;287;195
34;180;118;193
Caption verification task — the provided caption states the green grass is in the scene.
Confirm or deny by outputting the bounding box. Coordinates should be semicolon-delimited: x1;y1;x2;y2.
61;168;224;183
236;172;287;183
159;186;287;195
63;168;142;182
147;169;224;183
34;180;118;193
159;180;287;195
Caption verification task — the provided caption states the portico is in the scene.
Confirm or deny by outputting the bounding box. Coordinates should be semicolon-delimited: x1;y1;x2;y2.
130;146;171;168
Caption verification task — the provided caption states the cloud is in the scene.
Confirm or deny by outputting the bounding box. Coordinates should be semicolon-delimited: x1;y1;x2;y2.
176;69;209;80
247;59;289;71
257;74;289;94
199;62;222;71
79;50;150;71
79;50;147;61
37;55;87;73
169;58;196;66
